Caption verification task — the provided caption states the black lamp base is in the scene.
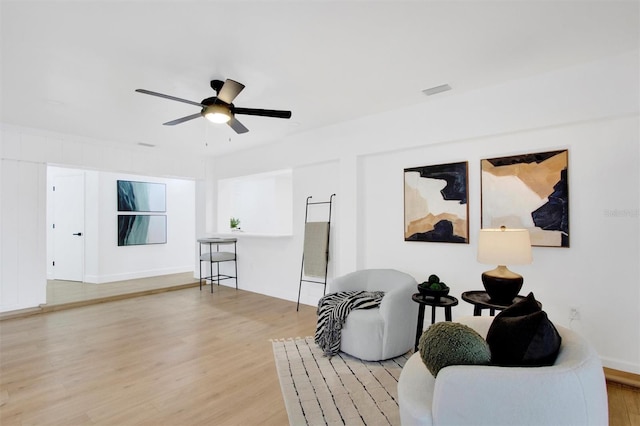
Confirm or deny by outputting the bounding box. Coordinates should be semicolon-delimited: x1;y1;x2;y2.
481;271;523;305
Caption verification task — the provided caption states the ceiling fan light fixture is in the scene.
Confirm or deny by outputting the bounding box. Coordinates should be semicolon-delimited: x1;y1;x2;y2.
136;77;292;133
204;104;231;123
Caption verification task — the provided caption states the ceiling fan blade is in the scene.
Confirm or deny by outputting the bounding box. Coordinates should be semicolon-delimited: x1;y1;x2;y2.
163;112;203;126
217;79;245;104
136;89;204;108
233;107;292;119
227;116;249;134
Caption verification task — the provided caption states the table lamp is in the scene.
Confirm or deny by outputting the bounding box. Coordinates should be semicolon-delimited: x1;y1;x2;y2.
477;226;532;304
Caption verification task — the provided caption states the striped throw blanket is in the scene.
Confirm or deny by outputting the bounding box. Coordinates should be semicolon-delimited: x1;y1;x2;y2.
315;290;385;358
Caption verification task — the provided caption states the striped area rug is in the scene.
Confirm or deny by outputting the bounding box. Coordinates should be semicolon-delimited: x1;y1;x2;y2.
272;337;409;426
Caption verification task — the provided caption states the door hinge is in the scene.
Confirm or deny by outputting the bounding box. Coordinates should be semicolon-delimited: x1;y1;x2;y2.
53;185;56;191
52;223;55;229
53;261;55;266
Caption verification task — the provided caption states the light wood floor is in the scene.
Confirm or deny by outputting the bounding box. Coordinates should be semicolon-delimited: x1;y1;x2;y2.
609;382;640;426
1;284;639;425
46;272;200;308
1;285;318;425
0;273;200;321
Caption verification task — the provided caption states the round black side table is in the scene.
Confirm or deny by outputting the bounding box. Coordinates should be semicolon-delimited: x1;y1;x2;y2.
461;290;538;316
411;293;458;352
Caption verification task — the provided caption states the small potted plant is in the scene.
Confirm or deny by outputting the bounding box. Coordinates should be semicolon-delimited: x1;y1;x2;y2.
230;217;241;231
418;274;450;301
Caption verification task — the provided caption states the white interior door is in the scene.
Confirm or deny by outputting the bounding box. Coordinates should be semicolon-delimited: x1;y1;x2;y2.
53;175;85;281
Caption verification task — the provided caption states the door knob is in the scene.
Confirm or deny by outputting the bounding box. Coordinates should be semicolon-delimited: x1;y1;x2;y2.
72;232;83;236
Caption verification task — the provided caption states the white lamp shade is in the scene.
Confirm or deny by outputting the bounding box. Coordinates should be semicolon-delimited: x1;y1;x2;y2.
477;228;532;265
204;104;231;123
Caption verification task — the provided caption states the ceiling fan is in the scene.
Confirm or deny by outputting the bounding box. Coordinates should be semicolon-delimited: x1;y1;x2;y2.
135;78;292;134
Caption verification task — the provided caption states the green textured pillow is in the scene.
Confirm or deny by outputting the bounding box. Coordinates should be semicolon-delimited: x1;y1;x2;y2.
419;321;491;377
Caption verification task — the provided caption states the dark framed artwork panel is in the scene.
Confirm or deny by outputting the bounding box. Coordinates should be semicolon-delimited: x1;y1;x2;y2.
404;161;469;243
481;149;569;247
117;180;166;212
118;215;167;246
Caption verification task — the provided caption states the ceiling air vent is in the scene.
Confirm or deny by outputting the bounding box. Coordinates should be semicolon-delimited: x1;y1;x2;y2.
422;84;452;96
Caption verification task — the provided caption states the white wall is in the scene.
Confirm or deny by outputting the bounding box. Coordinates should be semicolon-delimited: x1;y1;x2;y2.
217;169;293;235
46;166;196;283
97;171;196;282
206;50;640;374
1;127;204;311
359;117;639;373
0;159;47;312
202;160;339;305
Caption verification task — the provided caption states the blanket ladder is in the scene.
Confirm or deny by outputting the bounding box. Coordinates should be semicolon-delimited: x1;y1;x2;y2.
297;194;335;311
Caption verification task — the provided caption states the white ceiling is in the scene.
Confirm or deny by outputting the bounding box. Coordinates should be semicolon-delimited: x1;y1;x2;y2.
1;1;638;156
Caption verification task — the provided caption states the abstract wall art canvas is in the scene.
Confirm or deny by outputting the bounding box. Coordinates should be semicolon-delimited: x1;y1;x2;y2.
404;161;469;243
117;180;166;212
481;150;569;247
118;215;167;246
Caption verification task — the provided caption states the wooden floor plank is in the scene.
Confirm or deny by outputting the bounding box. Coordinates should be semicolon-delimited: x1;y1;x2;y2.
1;282;638;425
45;272;199;305
1;286;316;425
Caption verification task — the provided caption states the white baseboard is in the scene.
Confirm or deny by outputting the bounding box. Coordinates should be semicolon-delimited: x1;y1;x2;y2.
601;357;640;375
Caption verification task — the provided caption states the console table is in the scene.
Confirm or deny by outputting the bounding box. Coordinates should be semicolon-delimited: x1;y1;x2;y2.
198;237;238;292
411;293;458;352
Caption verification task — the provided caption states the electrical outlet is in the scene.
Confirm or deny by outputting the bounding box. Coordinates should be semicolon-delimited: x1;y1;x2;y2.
569;307;580;321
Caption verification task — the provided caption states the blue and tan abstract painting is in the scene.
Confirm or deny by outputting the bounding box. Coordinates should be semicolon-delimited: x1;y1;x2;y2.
481;150;569;247
404;162;469;243
118;215;167;246
117;180;166;212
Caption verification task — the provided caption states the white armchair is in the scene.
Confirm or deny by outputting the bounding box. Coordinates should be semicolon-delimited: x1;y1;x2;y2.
398;316;609;426
329;269;419;361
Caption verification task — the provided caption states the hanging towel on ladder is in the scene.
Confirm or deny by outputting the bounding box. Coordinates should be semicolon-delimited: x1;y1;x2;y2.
303;221;329;277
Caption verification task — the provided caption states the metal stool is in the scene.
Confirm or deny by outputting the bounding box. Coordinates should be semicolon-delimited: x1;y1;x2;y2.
198;237;238;292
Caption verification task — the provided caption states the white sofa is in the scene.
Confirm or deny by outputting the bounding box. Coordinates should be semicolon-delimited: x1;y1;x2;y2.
330;269;418;361
398;316;609;426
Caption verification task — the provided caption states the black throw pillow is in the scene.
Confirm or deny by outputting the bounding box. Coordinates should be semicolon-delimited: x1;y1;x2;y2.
486;292;562;367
